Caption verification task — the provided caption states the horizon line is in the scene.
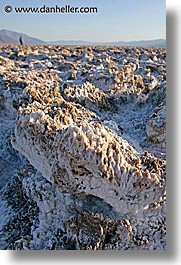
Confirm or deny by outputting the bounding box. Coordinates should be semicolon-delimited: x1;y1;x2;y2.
0;28;166;43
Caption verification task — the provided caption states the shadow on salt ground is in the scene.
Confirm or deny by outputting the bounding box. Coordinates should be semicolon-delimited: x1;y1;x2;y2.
8;11;179;262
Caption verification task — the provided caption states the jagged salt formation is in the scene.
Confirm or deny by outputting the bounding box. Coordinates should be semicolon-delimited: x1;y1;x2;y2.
12;90;165;214
146;105;166;150
62;81;110;113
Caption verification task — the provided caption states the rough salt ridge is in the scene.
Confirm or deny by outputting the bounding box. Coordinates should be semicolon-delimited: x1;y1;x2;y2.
12;94;165;214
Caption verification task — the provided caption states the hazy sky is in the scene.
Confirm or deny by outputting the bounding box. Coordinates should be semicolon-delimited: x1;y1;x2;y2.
0;0;166;42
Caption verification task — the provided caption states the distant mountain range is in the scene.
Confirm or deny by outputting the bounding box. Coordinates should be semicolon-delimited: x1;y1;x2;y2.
0;29;45;45
0;29;166;47
48;39;166;47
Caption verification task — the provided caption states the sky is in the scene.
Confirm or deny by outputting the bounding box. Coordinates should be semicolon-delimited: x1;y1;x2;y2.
0;0;166;42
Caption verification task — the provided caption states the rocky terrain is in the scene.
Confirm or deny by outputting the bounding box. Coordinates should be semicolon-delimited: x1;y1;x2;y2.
0;45;166;250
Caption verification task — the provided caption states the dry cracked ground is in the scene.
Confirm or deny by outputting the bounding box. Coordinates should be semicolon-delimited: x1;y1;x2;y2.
0;45;166;250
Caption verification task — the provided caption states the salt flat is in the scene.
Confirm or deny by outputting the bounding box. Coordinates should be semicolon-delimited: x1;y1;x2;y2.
0;45;166;250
